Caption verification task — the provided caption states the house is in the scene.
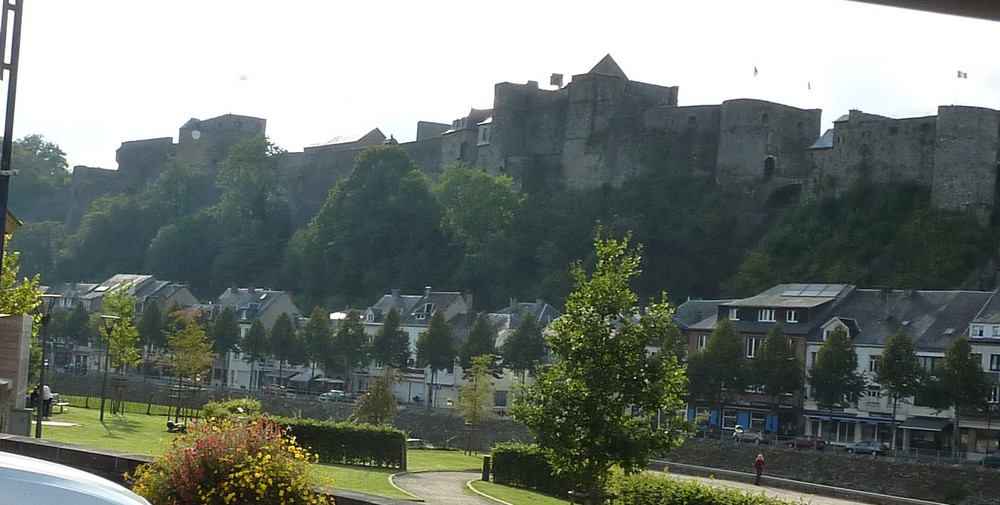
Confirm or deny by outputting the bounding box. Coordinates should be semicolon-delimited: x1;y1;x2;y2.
206;287;304;390
488;299;562;407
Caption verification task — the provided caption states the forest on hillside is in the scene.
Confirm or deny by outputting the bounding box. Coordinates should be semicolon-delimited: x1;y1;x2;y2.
6;134;997;313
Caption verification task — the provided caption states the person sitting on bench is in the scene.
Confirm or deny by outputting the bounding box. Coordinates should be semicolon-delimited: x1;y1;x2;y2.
166;421;187;433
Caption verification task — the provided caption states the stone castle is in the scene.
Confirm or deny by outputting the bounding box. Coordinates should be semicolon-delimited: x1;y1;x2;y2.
68;55;1000;228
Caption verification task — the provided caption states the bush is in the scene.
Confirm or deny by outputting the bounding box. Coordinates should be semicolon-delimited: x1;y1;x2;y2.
129;416;333;505
201;397;262;420
490;442;575;496
610;471;795;505
278;416;406;469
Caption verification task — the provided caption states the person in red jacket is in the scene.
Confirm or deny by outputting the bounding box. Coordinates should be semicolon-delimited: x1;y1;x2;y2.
754;453;765;485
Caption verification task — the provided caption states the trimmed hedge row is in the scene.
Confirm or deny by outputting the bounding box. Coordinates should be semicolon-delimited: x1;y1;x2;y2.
491;443;795;505
490;442;575;496
277;417;407;469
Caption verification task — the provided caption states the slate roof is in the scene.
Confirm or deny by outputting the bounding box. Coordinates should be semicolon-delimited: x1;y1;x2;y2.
674;299;732;329
217;288;289;322
494;301;562;329
972;289;1000;324
723;283;851;309
589;54;628;80
817;288;994;350
808;129;834;150
367;292;423;324
399;291;467;326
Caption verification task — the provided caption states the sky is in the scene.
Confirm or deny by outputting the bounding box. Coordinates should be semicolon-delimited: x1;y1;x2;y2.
6;0;1000;171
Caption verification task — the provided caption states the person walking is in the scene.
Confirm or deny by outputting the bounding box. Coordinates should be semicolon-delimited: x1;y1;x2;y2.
41;384;53;419
754;453;765;485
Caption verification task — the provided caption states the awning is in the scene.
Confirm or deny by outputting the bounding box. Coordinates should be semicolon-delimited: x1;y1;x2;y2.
898;417;951;432
265;369;300;379
802;411;896;424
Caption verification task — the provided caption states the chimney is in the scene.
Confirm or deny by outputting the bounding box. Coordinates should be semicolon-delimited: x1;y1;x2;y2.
230;285;238;294
248;286;255;294
464;290;473;312
392;288;401;299
510;297;518;313
424;286;432;297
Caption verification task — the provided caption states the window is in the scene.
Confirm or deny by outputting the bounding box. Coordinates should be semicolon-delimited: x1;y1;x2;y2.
991;386;1000;405
786;310;798;323
366;312;374;323
972;324;985;337
810;351;817;366
758;309;776;322
746;337;762;358
991;354;1000;372
788;338;797;353
865;385;881;400
745;383;765;394
729;308;739;321
696;334;708;350
869;355;879;373
993;326;1000;338
920;356;940;372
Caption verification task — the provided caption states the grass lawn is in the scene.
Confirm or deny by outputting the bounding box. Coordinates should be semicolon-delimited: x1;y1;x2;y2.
471;481;567;505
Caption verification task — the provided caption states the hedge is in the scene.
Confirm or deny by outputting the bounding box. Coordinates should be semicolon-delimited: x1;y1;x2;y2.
277;417;407;469
490;442;575;496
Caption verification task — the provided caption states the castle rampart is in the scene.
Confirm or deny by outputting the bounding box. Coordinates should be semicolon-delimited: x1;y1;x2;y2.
931;106;1000;222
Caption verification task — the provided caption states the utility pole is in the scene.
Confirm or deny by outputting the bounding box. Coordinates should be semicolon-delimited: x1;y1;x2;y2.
0;0;24;269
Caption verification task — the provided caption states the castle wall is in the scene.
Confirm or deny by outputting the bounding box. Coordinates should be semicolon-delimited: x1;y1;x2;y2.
279;148;361;227
401;137;446;181
487;81;568;190
177;114;267;168
807;112;937;196
642;104;721;174
716;99;821;192
416;121;450;141
931;106;1000;222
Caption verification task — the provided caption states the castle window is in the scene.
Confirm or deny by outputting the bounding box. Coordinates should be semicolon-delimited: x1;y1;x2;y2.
761;113;769;124
478;125;491;146
687;115;697;128
763;156;776;178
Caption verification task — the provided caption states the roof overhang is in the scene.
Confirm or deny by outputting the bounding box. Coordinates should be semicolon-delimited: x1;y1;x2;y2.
898;417;951;432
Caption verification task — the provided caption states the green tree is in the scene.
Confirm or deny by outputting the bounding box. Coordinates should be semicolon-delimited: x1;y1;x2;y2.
58;195;162;281
137;301;167;369
145;160;217;220
457;313;497;371
925;336;992;453
752;323;805;419
7;135;70;222
686;318;745;430
511;234;688;497
351;369;400;425
212;307;241;388
269;312;298;381
8;221;66;280
243;319;268;390
145;209;222;296
809;327;865;437
416;310;455;408
875;331;924;450
330;309;367;376
371;307;410;369
286;145;458;307
299;306;332;378
66;302;93;346
499;312;547;383
457;354;495;428
167;315;215;422
101;287;142;376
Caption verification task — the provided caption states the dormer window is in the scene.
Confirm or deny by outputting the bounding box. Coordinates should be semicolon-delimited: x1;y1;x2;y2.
992;326;1000;338
728;308;739;321
786;310;798;323
972;324;985;338
758;309;776;322
366;312;374;323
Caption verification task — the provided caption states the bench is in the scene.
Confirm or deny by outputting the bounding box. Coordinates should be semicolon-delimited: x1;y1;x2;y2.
54;402;70;414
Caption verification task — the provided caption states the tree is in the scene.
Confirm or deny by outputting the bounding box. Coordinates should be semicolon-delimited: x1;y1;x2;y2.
101;287;142;376
243;319;268;390
8;221;66;280
300;307;332;379
686;318;745;430
925;336;992;453
809;327;865;437
146;209;222;295
138;302;167;355
371;307;410;369
457;354;495;429
269;312;298;382
57;195;162;281
875;331;924;450
351;369;400;425
511;234;688;497
330;309;367;377
66;302;93;346
167;315;215;423
752;323;805;421
457;313;497;371
212;307;241;388
499;312;547;383
416;310;455;409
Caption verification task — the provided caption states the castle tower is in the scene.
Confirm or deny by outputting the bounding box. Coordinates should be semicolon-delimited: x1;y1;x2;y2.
931;106;1000;224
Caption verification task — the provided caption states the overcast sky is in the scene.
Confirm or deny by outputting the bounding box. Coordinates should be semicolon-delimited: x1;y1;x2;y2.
8;0;1000;171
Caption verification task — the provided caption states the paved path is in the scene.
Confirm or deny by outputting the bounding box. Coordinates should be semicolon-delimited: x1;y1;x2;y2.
391;470;875;505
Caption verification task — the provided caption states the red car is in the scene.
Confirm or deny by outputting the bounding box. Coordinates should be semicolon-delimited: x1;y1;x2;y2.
786;436;826;450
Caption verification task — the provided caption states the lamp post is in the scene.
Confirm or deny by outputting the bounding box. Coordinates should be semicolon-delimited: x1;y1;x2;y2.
98;315;120;423
34;293;60;438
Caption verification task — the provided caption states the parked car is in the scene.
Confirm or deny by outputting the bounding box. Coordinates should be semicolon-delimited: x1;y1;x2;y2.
692;421;721;439
786;436;827;450
981;453;1000;468
846;440;889;456
406;438;435;450
318;390;346;402
0;451;151;504
262;385;287;397
733;427;770;444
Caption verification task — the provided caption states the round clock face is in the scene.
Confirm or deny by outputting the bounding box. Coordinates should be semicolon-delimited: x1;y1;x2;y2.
191;130;201;140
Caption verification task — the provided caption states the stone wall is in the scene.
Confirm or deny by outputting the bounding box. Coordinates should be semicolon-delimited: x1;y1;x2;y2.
931;106;1000;223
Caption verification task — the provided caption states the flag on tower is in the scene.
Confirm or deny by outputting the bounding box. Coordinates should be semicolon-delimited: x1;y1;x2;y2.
754;66;758;77
957;70;968;79
807;81;811;90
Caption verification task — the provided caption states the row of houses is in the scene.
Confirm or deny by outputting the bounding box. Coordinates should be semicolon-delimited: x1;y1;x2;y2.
675;283;1000;455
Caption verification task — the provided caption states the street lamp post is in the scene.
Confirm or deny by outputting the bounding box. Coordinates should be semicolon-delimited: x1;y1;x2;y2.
98;315;120;423
34;293;60;438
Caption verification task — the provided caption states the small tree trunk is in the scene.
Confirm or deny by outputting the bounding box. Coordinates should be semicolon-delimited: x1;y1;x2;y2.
891;396;899;451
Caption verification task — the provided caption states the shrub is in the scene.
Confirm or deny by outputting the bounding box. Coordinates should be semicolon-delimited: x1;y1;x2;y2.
129;416;333;505
201;397;262;420
278;416;406;469
490;442;575;496
610;471;795;505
